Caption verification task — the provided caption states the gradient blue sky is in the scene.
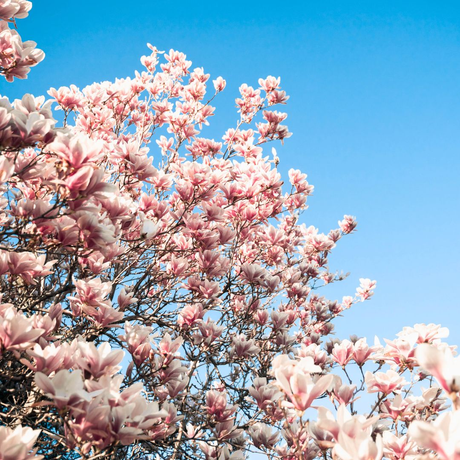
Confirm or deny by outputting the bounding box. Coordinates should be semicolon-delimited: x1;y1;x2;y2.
3;0;460;346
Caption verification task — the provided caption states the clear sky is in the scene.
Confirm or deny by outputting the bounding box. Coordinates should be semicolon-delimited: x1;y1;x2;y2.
3;0;460;347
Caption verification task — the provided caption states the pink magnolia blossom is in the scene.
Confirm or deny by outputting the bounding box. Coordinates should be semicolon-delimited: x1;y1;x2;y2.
0;425;43;460
213;76;226;92
330;376;357;406
399;323;449;344
374;334;418;369
0;20;44;82
230;334;260;358
365;369;407;395
409;410;460;460
331;339;354;366
120;322;152;365
272;355;334;411
297;343;330;368
2;251;55;285
48;85;83;110
22;341;74;374
0;0;32;22
177;303;204;328
205;390;237;422
0;306;44;352
258;76;281;93
74;341;124;379
316;405;383;460
248;377;284;419
416;343;460;396
382;432;417;460
379;394;416;422
248;423;280;449
35;369;91;409
353;337;380;366
338;215;358;234
356;278;377;301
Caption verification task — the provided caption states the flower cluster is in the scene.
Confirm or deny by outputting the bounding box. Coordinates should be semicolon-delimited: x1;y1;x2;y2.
0;1;44;81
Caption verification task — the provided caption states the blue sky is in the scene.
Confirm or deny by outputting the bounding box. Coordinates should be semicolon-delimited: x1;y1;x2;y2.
3;0;460;346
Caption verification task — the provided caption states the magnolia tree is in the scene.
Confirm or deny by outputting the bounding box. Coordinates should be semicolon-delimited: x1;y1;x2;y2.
0;4;459;460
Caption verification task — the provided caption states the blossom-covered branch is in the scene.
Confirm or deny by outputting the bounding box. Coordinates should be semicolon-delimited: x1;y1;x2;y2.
0;1;44;82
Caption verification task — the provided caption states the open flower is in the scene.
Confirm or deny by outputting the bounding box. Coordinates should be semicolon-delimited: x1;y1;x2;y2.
35;369;92;409
272;355;334;411
0;306;44;353
365;370;407;395
0;425;43;460
409;410;460;460
315;405;383;460
416;343;460;396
